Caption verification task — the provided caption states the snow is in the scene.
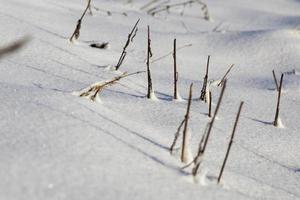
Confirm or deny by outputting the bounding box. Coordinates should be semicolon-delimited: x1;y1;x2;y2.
149;90;159;101
174;90;184;102
0;0;300;199
275;116;285;129
195;167;209;186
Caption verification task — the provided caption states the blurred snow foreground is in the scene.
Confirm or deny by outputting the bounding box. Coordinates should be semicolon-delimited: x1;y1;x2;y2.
0;37;30;59
0;0;300;200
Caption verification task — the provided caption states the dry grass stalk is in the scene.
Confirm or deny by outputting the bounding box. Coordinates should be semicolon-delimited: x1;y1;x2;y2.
218;64;234;87
146;25;154;98
272;70;279;91
87;0;93;15
78;71;144;101
199;55;210;101
148;0;210;20
273;74;284;127
173;39;178;99
181;83;193;163
92;6;128;16
190;130;207;174
192;80;227;176
150;43;192;64
146;0;170;14
0;37;30;59
69;0;92;42
148;1;191;15
181;122;209;170
208;91;212;117
212;22;223;32
217;101;244;183
115;19;140;70
170;118;185;154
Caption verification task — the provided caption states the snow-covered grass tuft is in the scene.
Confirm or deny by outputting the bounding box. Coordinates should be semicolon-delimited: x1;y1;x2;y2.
73;71;144;102
72;81;104;103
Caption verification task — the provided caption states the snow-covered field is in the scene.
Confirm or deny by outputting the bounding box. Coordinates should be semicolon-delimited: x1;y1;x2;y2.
0;0;300;199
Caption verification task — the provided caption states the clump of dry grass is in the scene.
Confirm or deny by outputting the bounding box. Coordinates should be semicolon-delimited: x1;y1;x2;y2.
76;71;144;101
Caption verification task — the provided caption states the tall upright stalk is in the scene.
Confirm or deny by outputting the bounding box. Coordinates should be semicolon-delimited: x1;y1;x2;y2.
173;39;178;99
146;25;153;99
199;55;210;101
273;74;284;127
217;101;244;183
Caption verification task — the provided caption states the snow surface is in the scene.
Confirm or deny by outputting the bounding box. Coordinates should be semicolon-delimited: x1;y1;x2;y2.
0;0;300;199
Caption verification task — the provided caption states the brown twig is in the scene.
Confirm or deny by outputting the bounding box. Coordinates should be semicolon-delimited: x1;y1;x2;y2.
150;43;192;64
146;25;154;98
218;64;234;87
199;55;210;101
272;70;279;91
69;0;92;42
115;19;140;70
192;80;227;176
208;91;212;117
181;83;193;163
217;101;244;183
273;74;284;127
